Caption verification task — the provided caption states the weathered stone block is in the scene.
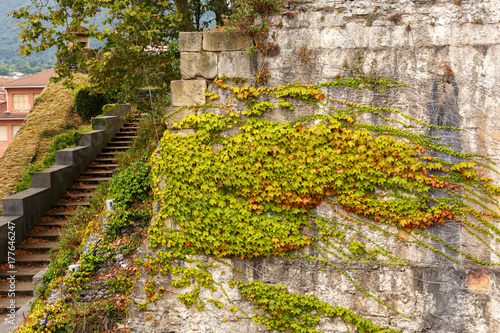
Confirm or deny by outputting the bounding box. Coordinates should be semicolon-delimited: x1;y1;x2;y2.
179;32;202;52
276;28;321;49
164;106;195;129
203;31;252;51
180;52;218;79
170;80;207;107
218;51;257;78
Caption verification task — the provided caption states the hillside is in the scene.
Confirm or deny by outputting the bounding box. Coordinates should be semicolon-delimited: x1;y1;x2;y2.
0;73;88;202
0;0;32;60
0;0;57;75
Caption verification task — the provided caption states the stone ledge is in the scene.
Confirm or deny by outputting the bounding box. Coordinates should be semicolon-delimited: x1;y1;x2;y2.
32;164;74;189
79;130;107;149
179;32;203;52
203;31;253;51
1;187;51;235
0;216;24;262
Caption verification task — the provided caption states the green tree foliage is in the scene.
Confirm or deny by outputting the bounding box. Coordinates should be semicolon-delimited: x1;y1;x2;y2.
10;0;230;98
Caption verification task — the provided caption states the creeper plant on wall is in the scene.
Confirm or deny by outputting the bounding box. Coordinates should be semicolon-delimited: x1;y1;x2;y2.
142;75;500;332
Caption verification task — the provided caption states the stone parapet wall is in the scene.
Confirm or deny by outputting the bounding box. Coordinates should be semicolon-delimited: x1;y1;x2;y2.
172;31;257;107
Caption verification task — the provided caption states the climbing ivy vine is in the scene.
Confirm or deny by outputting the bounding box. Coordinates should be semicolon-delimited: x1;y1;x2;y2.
235;281;398;333
144;76;500;332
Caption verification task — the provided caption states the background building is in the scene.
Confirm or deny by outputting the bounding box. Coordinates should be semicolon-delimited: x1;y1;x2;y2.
0;69;54;156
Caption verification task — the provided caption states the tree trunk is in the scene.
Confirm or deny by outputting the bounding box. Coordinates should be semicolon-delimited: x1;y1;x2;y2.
173;0;197;31
208;0;230;27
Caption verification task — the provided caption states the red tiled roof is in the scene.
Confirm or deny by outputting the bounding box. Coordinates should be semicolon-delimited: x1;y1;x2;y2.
0;102;6;112
0;78;14;86
1;69;55;88
0;110;28;119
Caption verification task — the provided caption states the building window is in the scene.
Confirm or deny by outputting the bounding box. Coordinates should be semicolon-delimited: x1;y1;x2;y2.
0;126;7;141
13;125;21;138
13;94;29;110
34;94;40;100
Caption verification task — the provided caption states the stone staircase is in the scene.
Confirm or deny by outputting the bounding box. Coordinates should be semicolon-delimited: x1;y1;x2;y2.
0;116;140;315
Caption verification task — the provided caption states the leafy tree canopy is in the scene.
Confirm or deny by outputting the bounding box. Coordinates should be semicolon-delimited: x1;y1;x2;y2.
11;0;231;99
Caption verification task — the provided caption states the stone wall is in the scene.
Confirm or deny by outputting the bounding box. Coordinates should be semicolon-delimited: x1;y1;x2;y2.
129;1;500;332
170;31;256;107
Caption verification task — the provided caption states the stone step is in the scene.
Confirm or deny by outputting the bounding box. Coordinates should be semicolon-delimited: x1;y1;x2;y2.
117;130;137;135
108;140;132;144
15;254;50;265
27;230;61;239
76;177;112;182
87;164;119;168
67;185;98;190
0;296;33;312
45;211;76;217
62;192;93;198
18;242;58;251
116;129;137;133
97;152;120;157
81;169;115;174
106;143;131;147
54;201;90;207
0;266;44;280
81;171;114;178
102;147;130;151
114;135;138;139
0;281;33;296
36;220;65;227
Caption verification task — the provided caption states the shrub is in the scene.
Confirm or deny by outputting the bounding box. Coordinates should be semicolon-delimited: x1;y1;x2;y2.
105;162;152;237
74;86;110;121
107;161;151;205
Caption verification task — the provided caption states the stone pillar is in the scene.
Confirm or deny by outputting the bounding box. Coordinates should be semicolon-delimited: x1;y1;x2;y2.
171;31;255;108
